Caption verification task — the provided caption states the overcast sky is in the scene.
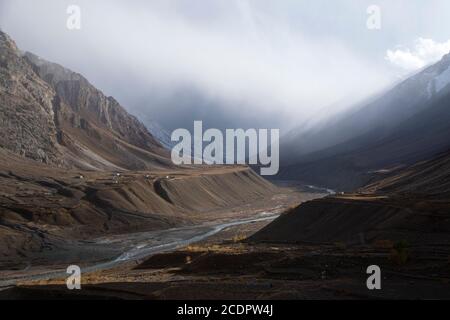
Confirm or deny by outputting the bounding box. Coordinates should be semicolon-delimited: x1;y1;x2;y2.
1;0;450;131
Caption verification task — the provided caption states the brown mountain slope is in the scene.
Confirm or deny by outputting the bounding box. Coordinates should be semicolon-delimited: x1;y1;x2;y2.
0;30;284;269
0;30;171;171
250;150;450;245
0;147;278;267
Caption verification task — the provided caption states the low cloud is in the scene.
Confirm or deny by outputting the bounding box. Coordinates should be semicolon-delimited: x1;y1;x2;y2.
386;38;450;71
0;0;393;130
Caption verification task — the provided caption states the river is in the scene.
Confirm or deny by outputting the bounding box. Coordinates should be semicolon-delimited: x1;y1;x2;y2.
0;213;279;288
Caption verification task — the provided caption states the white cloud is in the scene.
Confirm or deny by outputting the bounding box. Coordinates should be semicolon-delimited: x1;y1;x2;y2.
386;38;450;71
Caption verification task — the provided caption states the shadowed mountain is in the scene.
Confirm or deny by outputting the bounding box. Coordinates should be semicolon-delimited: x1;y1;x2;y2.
363;149;450;198
280;53;450;190
251;149;450;245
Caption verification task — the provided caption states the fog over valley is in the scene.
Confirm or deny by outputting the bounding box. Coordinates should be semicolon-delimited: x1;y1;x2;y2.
4;0;445;132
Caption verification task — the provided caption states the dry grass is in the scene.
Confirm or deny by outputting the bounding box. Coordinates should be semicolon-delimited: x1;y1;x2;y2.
185;244;222;253
232;234;247;243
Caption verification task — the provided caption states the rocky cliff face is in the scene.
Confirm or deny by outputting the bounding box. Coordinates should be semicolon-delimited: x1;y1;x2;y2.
0;30;171;171
23;52;163;153
0;31;63;165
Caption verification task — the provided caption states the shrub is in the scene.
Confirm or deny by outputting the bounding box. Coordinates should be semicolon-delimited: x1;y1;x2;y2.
389;240;410;265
